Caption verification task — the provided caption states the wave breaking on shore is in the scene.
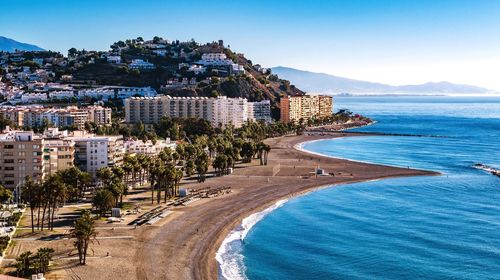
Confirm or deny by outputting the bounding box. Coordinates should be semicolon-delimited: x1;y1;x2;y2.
216;199;288;280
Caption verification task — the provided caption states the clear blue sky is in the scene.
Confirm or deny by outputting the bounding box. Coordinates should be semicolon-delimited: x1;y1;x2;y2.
2;0;500;90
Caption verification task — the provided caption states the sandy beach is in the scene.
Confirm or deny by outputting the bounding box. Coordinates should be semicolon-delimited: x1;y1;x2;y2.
132;133;438;280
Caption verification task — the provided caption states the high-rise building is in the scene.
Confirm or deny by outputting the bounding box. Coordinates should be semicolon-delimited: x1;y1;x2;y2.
280;94;333;123
124;95;266;128
0;129;45;188
42;128;75;175
70;132;124;177
247;100;272;123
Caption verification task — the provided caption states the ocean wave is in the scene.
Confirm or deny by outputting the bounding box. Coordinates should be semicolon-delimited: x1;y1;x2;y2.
216;199;289;280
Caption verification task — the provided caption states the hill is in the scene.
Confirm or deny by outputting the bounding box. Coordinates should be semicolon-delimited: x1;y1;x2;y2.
67;39;304;118
0;36;44;52
271;66;494;94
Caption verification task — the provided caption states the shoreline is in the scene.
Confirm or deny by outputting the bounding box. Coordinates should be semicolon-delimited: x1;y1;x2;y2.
132;133;439;280
216;135;439;279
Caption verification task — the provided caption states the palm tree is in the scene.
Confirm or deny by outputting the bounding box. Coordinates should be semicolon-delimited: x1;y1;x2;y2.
70;210;97;265
15;251;32;277
263;144;271;165
21;176;39;233
195;152;209;182
35;247;54;274
96;167;114;187
93;189;114;217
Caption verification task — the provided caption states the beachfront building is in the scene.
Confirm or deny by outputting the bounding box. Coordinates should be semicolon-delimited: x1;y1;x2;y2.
124;95;252;128
280;94;333;123
212;96;249;128
71;132;124;177
124;138;176;156
0;130;45;188
247;100;272;123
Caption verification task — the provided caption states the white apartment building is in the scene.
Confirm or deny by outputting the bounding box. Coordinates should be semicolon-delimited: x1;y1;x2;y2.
77;88;115;100
107;55;122;64
129;59;155;70
117;86;157;99
198;53;233;66
124;138;176;156
48;90;75;100
124;95;253;128
212;96;248;128
21;92;48;103
0;105;111;129
87;105;112;125
247;100;272;123
71;132;124;177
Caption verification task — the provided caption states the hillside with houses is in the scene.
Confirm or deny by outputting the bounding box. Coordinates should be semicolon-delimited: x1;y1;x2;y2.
0;37;303;118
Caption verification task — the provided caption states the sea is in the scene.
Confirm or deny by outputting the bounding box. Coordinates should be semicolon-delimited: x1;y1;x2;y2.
217;96;500;280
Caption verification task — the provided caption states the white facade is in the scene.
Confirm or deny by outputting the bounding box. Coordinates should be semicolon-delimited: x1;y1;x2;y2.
198;53;233;66
117;86;157;99
125;138;176;155
77;89;115;100
21;92;48;103
48;90;75;100
125;95;251;128
152;49;167;56
247;100;272;123
107;55;122;64
72;133;124;177
188;65;207;75
129;59;155;70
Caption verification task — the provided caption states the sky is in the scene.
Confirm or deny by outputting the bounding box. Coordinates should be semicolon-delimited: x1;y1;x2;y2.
2;0;500;90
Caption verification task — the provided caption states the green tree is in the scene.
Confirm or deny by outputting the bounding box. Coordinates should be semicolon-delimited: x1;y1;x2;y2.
15;251;32;277
0;184;13;204
70;210;97;265
93;189;115;217
21;176;39;233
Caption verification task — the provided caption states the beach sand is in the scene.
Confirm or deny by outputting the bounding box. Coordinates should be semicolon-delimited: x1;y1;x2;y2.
132;133;438;280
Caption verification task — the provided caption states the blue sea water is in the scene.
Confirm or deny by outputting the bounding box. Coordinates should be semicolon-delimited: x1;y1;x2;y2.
222;96;500;280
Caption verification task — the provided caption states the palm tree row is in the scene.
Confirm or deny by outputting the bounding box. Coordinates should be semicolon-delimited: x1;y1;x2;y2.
15;247;55;277
21;167;92;233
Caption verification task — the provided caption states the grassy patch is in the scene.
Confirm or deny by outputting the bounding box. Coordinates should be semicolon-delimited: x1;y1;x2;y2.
120;202;135;211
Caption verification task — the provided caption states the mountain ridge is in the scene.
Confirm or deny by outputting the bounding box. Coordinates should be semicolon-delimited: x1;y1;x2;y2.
0;36;44;52
271;66;495;94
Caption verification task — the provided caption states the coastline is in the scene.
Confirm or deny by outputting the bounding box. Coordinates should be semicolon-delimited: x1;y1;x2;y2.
216;134;438;280
131;133;439;280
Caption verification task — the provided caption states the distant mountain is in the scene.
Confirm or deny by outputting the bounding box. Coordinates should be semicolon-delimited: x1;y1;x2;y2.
0;36;44;52
272;66;494;94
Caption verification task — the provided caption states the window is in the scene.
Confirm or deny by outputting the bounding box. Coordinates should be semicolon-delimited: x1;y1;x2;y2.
18;152;25;156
